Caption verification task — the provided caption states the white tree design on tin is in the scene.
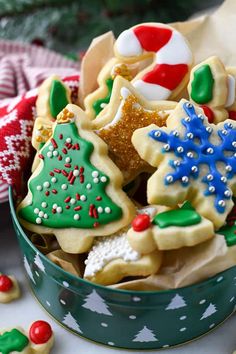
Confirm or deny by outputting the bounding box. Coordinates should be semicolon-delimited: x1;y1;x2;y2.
34;252;45;273
133;326;158;342
166;294;187;310
62;312;82;333
200;303;217;320
82;289;112;316
23;256;36;284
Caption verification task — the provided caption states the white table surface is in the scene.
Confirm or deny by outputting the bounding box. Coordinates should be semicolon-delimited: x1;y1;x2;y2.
1;201;236;354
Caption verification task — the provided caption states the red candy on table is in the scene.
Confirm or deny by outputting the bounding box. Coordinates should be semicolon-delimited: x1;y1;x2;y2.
29;320;53;345
132;214;151;232
0;275;13;292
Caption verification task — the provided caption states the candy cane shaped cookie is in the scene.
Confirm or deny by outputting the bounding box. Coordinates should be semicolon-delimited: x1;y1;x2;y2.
115;23;193;101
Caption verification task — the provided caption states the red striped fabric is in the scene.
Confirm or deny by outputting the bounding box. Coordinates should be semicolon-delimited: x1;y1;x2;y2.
0;40;80;203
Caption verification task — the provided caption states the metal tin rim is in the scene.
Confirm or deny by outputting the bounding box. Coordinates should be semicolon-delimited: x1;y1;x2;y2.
9;187;236;296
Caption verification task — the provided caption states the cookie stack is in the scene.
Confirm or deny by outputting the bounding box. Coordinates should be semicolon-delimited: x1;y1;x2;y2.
17;23;236;288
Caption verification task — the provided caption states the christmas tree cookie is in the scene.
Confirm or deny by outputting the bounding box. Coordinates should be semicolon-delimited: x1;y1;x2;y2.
84;58;138;119
218;199;236;246
0;321;54;354
132;99;236;229
93;76;176;184
84;206;162;285
188;56;230;123
0;274;20;303
18;104;135;253
127;203;214;252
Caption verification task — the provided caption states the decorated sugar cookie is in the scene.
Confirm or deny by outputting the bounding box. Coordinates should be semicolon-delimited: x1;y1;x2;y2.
127;202;214;252
132;99;236;229
84;206;162;285
225;67;236;120
218;199;236;246
188;56;231;123
0;321;54;354
115;23;193;101
93;76;176;184
84;58;139;119
0;274;20;303
18;104;135;253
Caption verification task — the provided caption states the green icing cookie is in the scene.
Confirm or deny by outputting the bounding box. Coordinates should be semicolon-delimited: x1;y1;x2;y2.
49;80;69;118
152;207;201;228
0;329;29;354
190;64;214;104
92;77;114;116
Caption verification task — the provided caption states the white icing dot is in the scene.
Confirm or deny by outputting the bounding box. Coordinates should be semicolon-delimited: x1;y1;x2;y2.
180;327;186;332
44;214;48;219
49;145;54;151
70;198;76;204
36;217;42;224
86;183;92;189
80;195;86;201
97;207;103;213
61;184;68;190
199;299;206;304
53;203;58;209
41;202;47;208
100;176;107;183
47;151;53;158
73;170;79;177
180;316;187;320
53;150;58;156
74;214;80;220
132;296;141;302
56;207;62;213
93;177;99;183
129;315;136;320
65;157;71;163
92;171;99;178
66;138;72;143
101;322;108;327
105;207;111;214
43;181;50;188
34;208;39;214
51;177;57;183
63;281;69;288
36;185;42;191
46;301;51;307
217;276;224;282
38;211;44;218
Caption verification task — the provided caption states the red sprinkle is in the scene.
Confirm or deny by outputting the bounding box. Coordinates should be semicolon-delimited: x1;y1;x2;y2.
89;204;95;217
58;155;62;161
64;196;71;203
54;168;61;173
80;175;84;183
79;167;84;174
64;163;71;168
52;209;56;214
45;191;50;196
76;193;80;200
74;165;78;170
38;154;44;160
93;222;100;228
49;172;54;176
96;196;102;201
62;148;67;154
59;134;63;139
93;208;98;219
68;171;73;181
51;138;58;148
66;205;70;209
62;170;68;177
74;206;82;211
66;143;72;149
74;143;80;150
52;189;58;194
69;176;76;185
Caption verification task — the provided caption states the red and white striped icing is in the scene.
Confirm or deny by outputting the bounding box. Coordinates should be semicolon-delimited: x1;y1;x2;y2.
115;23;193;101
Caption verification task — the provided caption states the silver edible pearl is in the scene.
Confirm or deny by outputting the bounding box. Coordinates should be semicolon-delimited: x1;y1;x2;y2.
166;175;174;183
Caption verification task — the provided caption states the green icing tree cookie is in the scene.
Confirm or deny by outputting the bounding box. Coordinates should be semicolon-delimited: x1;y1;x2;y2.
18;104;135;253
0;329;29;354
92;77;114;116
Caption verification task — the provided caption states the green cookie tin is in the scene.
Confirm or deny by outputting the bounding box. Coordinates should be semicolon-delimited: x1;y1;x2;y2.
9;188;236;350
